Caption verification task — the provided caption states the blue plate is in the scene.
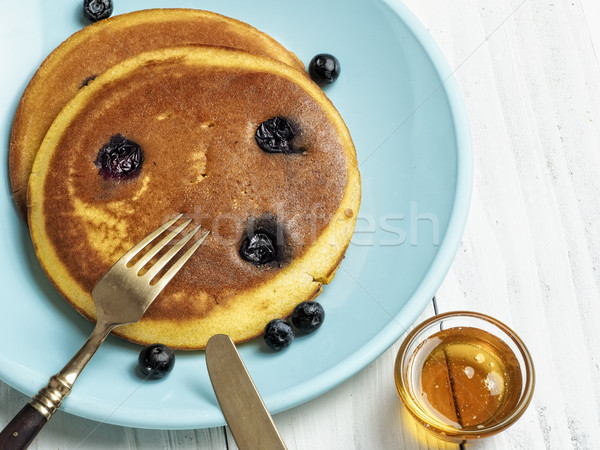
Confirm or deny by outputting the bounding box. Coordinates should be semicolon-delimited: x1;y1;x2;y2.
0;0;471;429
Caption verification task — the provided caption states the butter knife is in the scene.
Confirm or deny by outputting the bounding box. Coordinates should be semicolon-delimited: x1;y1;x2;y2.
205;334;287;450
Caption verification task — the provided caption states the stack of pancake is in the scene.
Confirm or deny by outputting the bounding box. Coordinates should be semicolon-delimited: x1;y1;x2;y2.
11;9;360;349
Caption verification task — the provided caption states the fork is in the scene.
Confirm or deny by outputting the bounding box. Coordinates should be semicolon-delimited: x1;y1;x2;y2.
0;214;209;450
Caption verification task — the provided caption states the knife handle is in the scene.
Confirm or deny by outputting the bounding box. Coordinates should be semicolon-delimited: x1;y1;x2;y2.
0;403;47;450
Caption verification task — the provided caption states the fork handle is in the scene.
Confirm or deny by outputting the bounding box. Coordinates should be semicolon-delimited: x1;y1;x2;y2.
0;321;114;449
0;404;47;449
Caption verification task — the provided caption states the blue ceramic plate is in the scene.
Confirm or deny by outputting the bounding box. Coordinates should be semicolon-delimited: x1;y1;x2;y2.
0;0;471;429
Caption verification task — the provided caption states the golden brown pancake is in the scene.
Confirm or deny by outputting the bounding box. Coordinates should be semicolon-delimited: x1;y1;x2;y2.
10;8;304;221
28;46;360;350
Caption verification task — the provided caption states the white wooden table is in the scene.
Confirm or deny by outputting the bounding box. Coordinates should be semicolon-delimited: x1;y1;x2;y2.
2;0;599;448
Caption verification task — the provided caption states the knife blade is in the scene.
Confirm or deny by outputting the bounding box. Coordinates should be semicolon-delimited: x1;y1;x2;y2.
205;334;287;450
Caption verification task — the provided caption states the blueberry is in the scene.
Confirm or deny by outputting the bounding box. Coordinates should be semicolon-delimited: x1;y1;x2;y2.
83;0;113;21
308;54;341;85
255;116;301;154
138;344;175;379
291;301;325;334
95;134;143;180
264;319;294;351
239;231;276;265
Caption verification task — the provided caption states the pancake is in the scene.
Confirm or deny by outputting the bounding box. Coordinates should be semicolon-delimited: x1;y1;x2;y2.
10;8;305;222
28;46;361;350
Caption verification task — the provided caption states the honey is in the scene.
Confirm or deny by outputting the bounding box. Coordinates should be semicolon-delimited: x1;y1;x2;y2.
399;326;523;432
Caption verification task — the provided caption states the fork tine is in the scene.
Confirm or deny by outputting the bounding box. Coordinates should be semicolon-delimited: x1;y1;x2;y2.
118;213;183;266
149;230;210;295
131;218;193;274
144;224;201;281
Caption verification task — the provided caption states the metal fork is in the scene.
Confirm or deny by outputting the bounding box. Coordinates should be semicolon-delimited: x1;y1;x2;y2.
0;214;209;450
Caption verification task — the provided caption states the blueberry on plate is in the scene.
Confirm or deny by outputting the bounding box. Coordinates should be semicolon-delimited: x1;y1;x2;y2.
95;134;143;180
308;53;341;85
264;319;294;351
138;343;175;379
83;0;113;22
291;301;325;334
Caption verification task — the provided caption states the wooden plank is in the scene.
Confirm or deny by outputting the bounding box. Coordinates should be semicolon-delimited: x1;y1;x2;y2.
413;0;600;448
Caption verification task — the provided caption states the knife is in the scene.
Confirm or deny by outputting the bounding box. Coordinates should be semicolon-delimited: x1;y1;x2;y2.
205;334;287;450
